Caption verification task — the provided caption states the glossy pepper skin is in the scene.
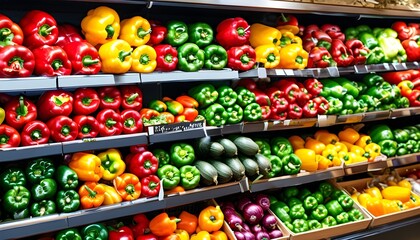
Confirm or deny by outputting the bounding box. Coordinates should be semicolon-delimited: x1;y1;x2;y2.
129;151;158;178
96;109;123;137
165;20;189;47
157;164;180;190
79;181;105;209
32;45;72;76
0;167;26;191
226;45;256;71
69;152;104;182
56;165;79;190
31;178;57;201
226;104;243;124
189;22;214;48
25;157;55;184
204;44;228;70
73;115;100;139
216;17;250;49
37;90;73;121
113;173;142;201
198;205;224;232
188;83;219;108
56;189;80;213
255;44;281;68
20;120;50;146
30;199;56;217
307;47;335;68
278;44;308;69
97;148;126;181
330;39;354;67
0;14;23;46
177;43;205;72
99;39;133;74
47;115;78;142
121;109;143;134
154;44;178;72
62;41;101;75
0;45;35;78
73;88;100;115
244;102;262;121
150;212;180;237
120;16;151;47
204;103;228;126
120;85;143;111
148;21;167;46
81;6;120;46
56;228;82;240
81;223;109;240
20;10;58;49
55;24;84;49
180;165;200;190
98;86;121;110
3;186;31;214
250;23;282;50
271;137;293;159
170;143;196;168
4;96;37;130
131;45;157;73
141;174;160;197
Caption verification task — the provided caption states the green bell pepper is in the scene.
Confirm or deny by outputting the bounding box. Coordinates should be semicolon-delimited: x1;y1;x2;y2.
356;25;372;34
393;129;410;143
180;165;200;190
166;20;189;47
374;28;407;63
320;79;347;99
56;228;83;240
310;204;328;221
378;139;398;157
303;196;318;211
290;204;305;219
338;194;354;211
396;144;409;156
348;208;364;221
396;96;410;108
311;191;324;204
335;212;350;224
357;82;368;94
170;143;195;167
318;181;334;198
308;219;322;230
188;22;214;48
255;138;272;156
326;96;343;115
292;219;309;233
322;215;337;227
30;199;56;217
270;137;293;159
235;87;256;108
288;197;303;207
204;44;227;70
226;104;243;124
217;86;237;107
358;94;380;112
81;223;109;240
267;155;282;178
25;157;55;184
157;164;181;190
243;102;262;121
325;200;344;217
177;43;205;72
0;167;26;191
369;124;395;143
362;73;384;88
333;77;359;98
3;185;31;214
359;32;378;50
298;188;312;201
366;47;385;64
282;153;302;175
204;103;228;126
56;190;80;213
282;186;300;200
406;139;417;153
345;27;359;40
31;178;57;201
56;165;78;190
153;148;171;167
342;95;359;113
331;189;345;200
271;202;292;223
188;83;218;108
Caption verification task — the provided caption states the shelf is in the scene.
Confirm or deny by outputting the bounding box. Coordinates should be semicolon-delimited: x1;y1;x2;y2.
57;74;115;89
147;121;206;144
140;69;238;83
0;143;63;162
0;77;57;92
238;68;267;79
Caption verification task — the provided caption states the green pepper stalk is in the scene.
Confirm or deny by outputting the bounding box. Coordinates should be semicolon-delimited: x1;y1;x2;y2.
204;44;227;70
0;167;26;191
157;164;181;190
270;137;293;159
170;143;196;168
177;42;205;72
81;223;109;240
56;189;81;213
282;154;301;175
226;104;243;124
3;185;31;214
243;103;262;122
30;199;56;217
204;103;228;126
165;20;189;47
217;86;238;108
179;165;201;190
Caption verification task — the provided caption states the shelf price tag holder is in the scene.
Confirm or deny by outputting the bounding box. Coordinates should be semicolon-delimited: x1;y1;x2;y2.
148;121;206;143
317;115;337;127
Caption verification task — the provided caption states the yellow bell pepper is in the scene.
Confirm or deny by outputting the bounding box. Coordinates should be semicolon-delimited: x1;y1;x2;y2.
120;16;151;47
191;231;211;240
339;151;356;165
295;148;318;172
334;142;348;153
354;134;372;149
316;155;331;170
365;186;383;199
304;137;326;155
249;23;282;49
81;6;120;46
99;183;123;205
198;206;224;232
350;145;365;157
99;39;133;74
131;45;157;73
398;179;412;189
338;127;360;144
0;107;4;125
69;152;104;182
97;148;126;181
277;44;308;69
288;135;305;150
340;141;355;152
352;155;368;163
175;229;190;240
322;144;339;166
254;44;281;68
382;199;403;214
279;30;302;47
357;192;373;208
382;186;411;202
364;143;381;161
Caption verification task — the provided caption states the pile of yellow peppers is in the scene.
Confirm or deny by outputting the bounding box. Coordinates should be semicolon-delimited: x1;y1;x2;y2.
290;127;382;172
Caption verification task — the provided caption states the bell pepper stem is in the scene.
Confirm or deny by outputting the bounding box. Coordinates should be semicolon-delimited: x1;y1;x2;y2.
105;25;115;39
82;97;93;106
124;117;135;128
164;54;173;63
39;24;56;37
148;181;158;190
125;184;135;195
61;126;70;136
140;54;150;65
296;56;303;64
17;96;28;118
0;134;9;144
126;93;139;104
51;60;63;70
106;118;117;128
0;28;12;39
84;185;97;198
280;13;288;23
119;49;132;62
240;54;250;64
82;55;100;67
137;28;152;39
81;125;91;134
31;130;42;140
268;53;276;63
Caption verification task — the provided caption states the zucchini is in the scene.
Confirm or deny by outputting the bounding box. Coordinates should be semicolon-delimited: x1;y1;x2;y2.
210;160;233;184
218;138;238;157
239;155;260;177
209;142;225;159
224;157;246;181
254;153;272;178
195;136;212;156
234;136;259;156
194;160;218;186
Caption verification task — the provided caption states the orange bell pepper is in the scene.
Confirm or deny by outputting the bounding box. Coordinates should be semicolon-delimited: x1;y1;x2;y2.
150;212;180;237
316;155;330;170
338;127;360;144
249;23;282;49
176;95;199;109
69;152;104;182
316;132;339;145
119;16;151;47
198;206;224;232
403;194;420;209
288;135;305;150
304;137;326;155
79;181;105;209
99;183;123;205
295;148;318;172
177;210;198;235
191;231;211;240
366;197;385;216
210;231;228;240
160;112;175;124
81;6;120;46
113;173;142;201
277;44;308;69
160;233;181;240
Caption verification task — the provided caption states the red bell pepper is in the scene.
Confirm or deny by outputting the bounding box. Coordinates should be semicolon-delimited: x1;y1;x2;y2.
272;79;301;104
412;77;420;90
154;44;178;72
227;45;256;71
120;85;143;111
250;89;271;106
0;14;23;46
235;78;258;91
62;41;101;75
307;47;335;68
381;69;420;85
129;151;158;179
288;103;303;119
0;45;35;78
330;39;354;67
4;96;37;130
345;39;369;65
109;224;134;240
46;115;78;142
392;21;418;41
73;115;100;139
313;96;329;114
302;100;318;118
276;13;299;35
121;109;143;134
261;105;271;120
20;120;50;146
148;21;167;46
270;97;289;119
55;24;84;49
270;110;287;121
303;28;332;52
73;88;100;115
96;109;123;137
265;87;284;102
304;78;323;97
141;175;160;198
0;124;20;148
137;234;157;240
402;39;420;62
321;24;345;42
297;87;311;107
98;86;122;110
130;144;149;154
216;17;251;49
37;90;73;121
19;10;58;49
408;89;420;106
131;213;151;237
182;108;199;122
303;24;320;37
32;45;72;76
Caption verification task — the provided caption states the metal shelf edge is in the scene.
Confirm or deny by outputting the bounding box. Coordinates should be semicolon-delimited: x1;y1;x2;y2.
57;74;115;88
141;69;238;83
0;143;63;162
0;77;57;92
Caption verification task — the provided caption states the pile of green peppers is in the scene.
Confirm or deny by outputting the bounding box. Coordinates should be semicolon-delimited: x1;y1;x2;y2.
270;181;364;233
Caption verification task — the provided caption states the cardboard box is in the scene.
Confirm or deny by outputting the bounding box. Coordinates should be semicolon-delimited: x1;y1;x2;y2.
338;178;420;227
